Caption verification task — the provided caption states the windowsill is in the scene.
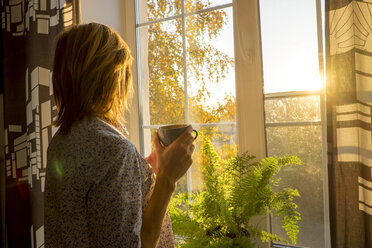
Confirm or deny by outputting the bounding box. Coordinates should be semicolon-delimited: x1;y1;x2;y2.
272;242;307;248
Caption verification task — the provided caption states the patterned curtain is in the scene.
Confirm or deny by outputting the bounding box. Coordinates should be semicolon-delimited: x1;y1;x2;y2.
1;0;80;247
326;0;372;247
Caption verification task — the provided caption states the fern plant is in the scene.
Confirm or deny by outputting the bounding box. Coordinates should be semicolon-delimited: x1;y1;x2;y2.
168;136;302;247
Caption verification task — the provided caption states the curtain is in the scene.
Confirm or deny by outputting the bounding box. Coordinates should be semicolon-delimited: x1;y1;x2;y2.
326;0;372;247
1;0;80;247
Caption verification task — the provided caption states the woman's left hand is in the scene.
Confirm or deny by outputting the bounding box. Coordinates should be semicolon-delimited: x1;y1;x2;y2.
146;150;158;175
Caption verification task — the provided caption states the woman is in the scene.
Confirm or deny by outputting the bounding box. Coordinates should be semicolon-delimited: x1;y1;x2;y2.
44;23;195;248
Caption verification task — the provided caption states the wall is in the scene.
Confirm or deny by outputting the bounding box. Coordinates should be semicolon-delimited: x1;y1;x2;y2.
81;0;125;36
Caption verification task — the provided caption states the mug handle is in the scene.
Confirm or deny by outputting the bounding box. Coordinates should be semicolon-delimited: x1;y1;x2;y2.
192;129;198;140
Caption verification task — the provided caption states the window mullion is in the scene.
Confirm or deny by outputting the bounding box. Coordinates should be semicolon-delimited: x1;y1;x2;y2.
316;0;331;246
265;121;321;128
181;0;189;124
123;0;141;151
234;0;266;158
265;91;321;99
233;0;268;245
180;0;192;196
142;122;236;129
136;3;233;27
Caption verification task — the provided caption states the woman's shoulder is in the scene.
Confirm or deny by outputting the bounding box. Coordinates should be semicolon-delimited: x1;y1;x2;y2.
49;117;137;158
80;117;136;152
47;117;143;184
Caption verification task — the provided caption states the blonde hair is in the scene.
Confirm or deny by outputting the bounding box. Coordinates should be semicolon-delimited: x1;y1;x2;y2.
52;22;133;134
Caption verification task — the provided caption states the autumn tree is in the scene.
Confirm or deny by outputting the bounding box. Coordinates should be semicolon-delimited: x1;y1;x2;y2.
145;0;234;124
142;0;236;192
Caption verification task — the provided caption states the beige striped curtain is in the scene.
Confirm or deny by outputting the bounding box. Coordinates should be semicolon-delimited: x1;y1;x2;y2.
326;0;372;247
1;0;80;247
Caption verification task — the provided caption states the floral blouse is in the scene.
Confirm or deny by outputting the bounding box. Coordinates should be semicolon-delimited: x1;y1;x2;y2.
44;117;174;247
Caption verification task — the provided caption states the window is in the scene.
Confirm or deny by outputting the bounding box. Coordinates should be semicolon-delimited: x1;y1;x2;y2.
132;0;330;247
136;0;236;194
260;0;329;247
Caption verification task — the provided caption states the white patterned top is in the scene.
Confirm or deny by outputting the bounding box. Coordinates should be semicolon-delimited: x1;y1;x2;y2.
44;117;174;248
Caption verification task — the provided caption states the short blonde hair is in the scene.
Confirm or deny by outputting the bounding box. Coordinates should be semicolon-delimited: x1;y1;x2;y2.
52;22;133;134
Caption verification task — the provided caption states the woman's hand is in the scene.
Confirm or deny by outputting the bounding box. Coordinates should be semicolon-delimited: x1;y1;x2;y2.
141;126;196;247
153;125;195;186
145;151;158;175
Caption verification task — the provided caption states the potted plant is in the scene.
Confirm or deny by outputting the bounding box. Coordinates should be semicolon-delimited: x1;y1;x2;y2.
169;136;302;247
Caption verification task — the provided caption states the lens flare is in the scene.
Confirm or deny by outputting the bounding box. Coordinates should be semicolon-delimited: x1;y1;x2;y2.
54;160;64;178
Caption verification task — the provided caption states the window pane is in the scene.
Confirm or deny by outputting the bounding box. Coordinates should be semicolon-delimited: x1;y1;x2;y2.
138;19;186;125
145;125;237;194
265;95;321;123
259;0;321;93
137;0;181;24
185;0;232;12
266;125;325;248
186;7;236;124
190;125;237;192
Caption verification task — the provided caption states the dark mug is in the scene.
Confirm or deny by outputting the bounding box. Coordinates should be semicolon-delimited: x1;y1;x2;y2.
158;124;198;146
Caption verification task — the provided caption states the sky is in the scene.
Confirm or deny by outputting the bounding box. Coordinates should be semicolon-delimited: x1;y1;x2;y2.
188;6;235;107
189;0;324;108
259;0;323;93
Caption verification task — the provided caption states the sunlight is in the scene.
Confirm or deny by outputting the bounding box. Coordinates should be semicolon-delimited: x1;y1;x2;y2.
260;0;321;94
264;58;323;94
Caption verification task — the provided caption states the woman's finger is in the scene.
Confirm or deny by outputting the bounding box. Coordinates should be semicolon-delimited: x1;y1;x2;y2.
189;144;195;154
173;126;194;145
153;132;164;152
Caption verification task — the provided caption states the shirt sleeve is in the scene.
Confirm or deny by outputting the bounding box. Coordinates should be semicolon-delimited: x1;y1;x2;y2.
86;142;143;248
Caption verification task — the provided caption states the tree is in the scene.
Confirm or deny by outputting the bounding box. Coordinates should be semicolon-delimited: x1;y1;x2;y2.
143;0;236;193
144;0;234;125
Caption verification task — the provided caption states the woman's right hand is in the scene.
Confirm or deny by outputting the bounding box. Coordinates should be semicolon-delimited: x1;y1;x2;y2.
141;126;195;247
153;125;196;186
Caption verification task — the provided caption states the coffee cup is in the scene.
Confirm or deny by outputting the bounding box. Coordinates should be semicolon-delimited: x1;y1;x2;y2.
158;124;198;146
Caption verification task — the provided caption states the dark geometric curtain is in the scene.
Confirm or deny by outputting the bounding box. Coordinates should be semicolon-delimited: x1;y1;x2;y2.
326;0;372;247
1;0;80;247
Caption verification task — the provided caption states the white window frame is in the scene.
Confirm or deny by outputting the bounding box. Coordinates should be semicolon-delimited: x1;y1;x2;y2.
125;0;266;157
131;0;266;197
